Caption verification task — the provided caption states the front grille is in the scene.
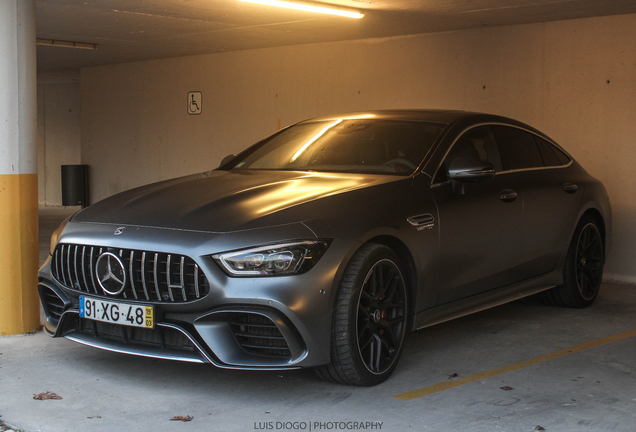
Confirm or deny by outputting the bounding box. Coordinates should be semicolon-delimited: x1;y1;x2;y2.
229;313;291;359
51;244;210;303
40;286;66;325
78;319;196;352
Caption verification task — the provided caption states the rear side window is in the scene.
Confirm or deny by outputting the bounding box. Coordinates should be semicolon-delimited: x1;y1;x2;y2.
535;136;571;166
493;126;544;171
435;124;571;184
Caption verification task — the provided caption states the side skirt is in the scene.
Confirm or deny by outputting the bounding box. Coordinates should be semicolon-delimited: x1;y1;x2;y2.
413;270;561;331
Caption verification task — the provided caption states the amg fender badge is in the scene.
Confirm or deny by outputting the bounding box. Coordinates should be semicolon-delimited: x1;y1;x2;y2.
407;214;435;231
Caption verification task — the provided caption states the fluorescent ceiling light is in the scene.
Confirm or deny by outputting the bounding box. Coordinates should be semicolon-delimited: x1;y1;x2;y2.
238;0;364;19
37;39;98;50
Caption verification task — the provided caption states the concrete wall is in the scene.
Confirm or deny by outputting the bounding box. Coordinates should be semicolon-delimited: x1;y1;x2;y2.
80;13;636;282
37;71;82;206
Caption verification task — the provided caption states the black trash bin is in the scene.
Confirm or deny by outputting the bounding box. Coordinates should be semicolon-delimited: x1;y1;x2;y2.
61;164;89;207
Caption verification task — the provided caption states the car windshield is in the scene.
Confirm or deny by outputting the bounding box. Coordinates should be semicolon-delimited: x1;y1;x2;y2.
225;119;446;175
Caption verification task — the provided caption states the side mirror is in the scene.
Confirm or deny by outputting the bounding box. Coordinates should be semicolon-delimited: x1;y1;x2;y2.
219;154;236;168
448;157;495;195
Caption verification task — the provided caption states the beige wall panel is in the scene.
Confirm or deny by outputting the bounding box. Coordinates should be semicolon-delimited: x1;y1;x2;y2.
37;81;81;205
81;13;636;282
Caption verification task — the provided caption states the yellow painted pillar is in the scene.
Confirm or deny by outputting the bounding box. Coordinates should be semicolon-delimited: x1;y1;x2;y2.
0;0;39;336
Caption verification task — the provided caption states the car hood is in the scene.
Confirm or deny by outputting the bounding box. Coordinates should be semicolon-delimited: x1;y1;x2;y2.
72;170;399;233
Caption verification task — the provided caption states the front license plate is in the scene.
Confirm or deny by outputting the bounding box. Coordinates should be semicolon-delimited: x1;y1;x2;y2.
80;296;154;329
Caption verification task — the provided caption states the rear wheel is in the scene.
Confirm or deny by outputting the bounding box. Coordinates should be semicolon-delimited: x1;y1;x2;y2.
315;244;408;386
542;215;604;308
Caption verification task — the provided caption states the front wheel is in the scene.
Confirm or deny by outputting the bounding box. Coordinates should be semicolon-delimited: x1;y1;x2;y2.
542;215;604;308
315;244;408;386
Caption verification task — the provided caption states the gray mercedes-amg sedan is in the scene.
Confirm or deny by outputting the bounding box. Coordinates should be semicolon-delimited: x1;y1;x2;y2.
38;110;611;386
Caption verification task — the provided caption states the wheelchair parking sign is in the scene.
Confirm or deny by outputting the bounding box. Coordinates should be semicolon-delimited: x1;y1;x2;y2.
187;91;202;115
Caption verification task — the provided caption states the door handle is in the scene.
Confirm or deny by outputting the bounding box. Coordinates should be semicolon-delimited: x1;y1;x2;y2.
563;183;578;193
500;189;517;202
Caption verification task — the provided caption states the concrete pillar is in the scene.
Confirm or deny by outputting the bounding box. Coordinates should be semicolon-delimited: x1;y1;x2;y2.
0;0;39;336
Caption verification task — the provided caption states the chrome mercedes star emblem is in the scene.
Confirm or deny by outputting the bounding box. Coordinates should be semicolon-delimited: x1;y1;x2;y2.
95;252;127;295
114;227;126;235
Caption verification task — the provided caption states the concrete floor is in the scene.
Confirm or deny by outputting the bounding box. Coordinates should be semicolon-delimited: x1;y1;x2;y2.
1;207;635;432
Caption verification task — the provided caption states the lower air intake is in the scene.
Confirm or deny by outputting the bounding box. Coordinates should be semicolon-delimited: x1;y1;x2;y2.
39;286;66;326
229;313;291;359
78;319;196;352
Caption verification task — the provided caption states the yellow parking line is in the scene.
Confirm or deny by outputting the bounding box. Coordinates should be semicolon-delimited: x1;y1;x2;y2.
393;328;636;401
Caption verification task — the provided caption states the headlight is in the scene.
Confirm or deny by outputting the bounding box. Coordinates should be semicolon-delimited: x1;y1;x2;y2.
213;240;330;277
49;215;74;255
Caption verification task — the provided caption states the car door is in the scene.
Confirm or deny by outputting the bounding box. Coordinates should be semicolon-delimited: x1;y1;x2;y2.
493;129;583;276
431;125;524;304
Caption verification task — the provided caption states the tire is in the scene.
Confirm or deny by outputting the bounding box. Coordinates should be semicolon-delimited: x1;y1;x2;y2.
315;244;408;386
542;215;604;308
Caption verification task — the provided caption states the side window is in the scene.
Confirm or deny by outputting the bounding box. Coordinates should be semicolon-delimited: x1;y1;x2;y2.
535;136;571;166
435;126;503;183
493;126;544;171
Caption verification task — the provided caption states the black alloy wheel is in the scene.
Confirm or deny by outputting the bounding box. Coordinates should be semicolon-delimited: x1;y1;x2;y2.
357;259;407;375
575;222;604;300
315;244;408;386
542;215;604;308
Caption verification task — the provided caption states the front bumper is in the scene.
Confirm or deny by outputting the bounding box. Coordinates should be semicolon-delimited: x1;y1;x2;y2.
40;279;308;369
38;221;357;370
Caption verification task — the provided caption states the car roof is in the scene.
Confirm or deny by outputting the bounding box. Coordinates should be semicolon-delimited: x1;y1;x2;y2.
302;109;484;124
300;109;550;140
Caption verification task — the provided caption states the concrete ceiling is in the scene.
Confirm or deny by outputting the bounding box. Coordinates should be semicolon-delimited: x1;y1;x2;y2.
36;0;636;72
